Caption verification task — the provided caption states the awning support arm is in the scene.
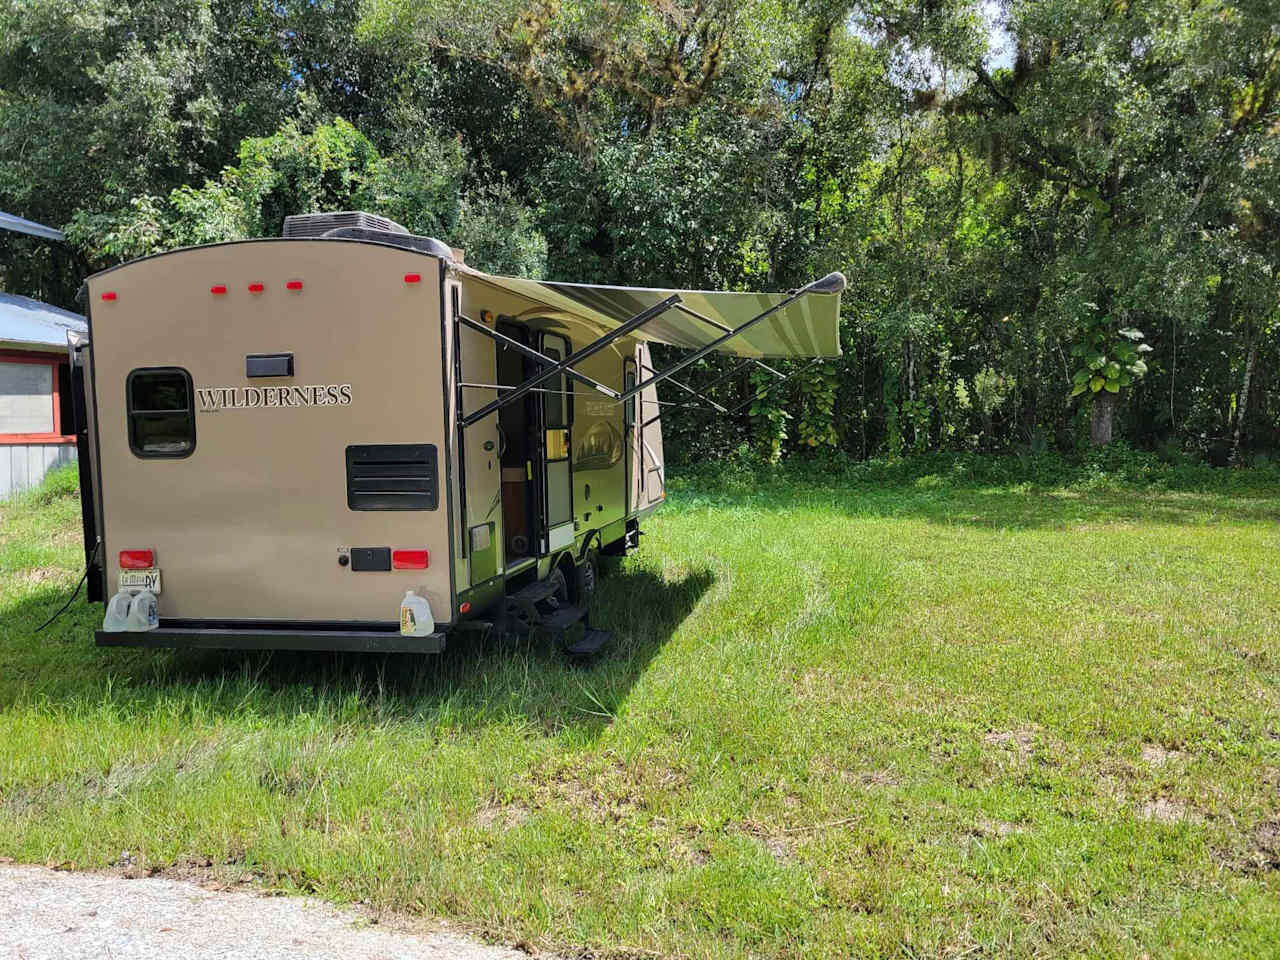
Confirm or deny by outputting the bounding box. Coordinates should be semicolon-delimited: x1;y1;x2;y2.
646;368;728;413
617;272;845;404
460;294;682;428
695;357;758;394
458;314;619;400
672;304;791;382
637;358;823;429
722;358;823;416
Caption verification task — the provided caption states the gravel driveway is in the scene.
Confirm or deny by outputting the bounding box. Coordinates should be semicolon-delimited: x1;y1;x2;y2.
0;865;529;960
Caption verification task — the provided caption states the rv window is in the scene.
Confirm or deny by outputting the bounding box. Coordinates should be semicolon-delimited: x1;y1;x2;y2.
126;368;195;458
540;333;572;427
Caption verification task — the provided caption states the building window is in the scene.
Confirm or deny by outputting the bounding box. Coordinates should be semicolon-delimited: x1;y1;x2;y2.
0;352;74;444
0;360;55;434
127;367;195;458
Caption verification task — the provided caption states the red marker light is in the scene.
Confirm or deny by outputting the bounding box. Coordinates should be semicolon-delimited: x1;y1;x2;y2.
248;282;265;293
286;280;303;291
392;549;429;570
119;549;154;569
459;601;472;614
210;284;227;295
403;273;421;284
101;291;117;302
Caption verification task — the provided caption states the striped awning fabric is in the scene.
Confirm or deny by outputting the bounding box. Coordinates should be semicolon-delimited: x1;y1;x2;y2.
460;269;843;359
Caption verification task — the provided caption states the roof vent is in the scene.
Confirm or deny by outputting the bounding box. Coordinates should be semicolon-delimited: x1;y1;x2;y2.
282;211;408;239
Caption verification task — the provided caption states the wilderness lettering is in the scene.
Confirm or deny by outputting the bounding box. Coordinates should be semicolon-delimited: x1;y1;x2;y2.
197;384;352;411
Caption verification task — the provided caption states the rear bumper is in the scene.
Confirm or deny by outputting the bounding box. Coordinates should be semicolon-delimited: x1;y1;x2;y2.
96;623;446;654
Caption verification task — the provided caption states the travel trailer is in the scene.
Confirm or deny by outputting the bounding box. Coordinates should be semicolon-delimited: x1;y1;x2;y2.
71;212;844;655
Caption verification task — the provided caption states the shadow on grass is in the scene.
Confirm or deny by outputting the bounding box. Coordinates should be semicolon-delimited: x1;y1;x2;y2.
1;565;715;738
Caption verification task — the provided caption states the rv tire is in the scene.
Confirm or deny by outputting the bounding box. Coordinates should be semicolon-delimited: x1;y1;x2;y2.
573;550;598;604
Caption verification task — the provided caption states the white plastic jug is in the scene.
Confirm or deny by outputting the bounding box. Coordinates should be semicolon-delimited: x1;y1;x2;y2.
126;590;159;631
103;590;133;632
400;590;434;637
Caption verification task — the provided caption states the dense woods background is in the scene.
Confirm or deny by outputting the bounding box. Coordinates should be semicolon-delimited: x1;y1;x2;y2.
1;0;1276;465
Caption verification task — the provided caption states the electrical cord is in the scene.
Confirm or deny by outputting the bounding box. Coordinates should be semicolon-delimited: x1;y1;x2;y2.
36;541;100;633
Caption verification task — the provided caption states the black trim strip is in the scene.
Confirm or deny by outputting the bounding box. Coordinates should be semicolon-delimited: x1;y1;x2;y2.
439;266;458;623
96;626;445;654
70;344;102;601
85;301;108;604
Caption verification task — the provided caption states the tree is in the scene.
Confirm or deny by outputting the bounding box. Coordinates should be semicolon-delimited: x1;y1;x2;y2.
936;0;1279;445
66;118;546;277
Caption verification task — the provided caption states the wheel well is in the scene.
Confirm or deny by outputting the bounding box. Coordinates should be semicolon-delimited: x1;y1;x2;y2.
578;529;602;560
553;549;577;583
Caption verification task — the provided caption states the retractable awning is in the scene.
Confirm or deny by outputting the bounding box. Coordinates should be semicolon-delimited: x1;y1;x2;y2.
454;266;846;429
458;268;843;359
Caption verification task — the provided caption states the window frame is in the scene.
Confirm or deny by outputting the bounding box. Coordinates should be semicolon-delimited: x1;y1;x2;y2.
0;350;74;446
126;366;197;459
538;332;573;429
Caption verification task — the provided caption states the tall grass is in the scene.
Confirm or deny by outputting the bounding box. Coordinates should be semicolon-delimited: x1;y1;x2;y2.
1;461;1277;958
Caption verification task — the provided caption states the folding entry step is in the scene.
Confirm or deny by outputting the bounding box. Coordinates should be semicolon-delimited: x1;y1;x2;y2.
510;578;564;606
543;605;587;630
501;575;569;634
497;576;611;656
564;627;612;657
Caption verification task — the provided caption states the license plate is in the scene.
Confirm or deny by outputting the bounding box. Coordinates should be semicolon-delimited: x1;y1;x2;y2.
119;568;161;594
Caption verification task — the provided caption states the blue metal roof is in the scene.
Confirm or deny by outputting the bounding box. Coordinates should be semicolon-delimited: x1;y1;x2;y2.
0;291;87;352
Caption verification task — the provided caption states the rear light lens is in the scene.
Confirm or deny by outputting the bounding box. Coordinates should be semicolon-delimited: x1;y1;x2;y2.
286;280;303;291
248;282;265;293
459;601;472;614
119;549;154;569
210;284;227;295
101;291;117;301
403;273;421;284
391;549;429;570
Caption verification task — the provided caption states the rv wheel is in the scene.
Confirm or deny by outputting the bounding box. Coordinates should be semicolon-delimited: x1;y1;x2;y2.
573;550;598;604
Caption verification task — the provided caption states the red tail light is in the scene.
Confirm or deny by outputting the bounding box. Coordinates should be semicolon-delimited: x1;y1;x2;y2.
286;280;303;291
459;601;472;614
248;282;265;293
210;284;227;295
119;549;154;569
391;549;429;570
403;273;421;284
101;291;117;301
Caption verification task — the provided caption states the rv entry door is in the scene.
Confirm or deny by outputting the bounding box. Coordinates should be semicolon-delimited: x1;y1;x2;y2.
632;344;665;512
538;332;574;552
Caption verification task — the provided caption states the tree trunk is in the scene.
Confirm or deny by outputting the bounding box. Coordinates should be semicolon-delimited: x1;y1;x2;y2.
1231;334;1257;464
1090;391;1116;446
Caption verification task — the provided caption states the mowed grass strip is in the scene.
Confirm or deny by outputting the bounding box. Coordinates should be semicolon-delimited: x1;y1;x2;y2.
1;465;1277;959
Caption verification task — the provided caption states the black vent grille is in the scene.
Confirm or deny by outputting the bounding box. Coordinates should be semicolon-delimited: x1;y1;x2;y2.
346;444;438;511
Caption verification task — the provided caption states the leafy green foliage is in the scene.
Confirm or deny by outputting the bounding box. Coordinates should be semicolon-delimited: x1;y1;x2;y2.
2;0;1278;456
66;119;546;276
1068;318;1153;398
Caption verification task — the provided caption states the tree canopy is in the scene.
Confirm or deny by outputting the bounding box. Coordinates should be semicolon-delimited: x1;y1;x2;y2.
1;0;1276;461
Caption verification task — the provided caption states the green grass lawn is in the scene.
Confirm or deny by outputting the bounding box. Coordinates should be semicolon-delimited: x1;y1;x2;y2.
1;463;1278;958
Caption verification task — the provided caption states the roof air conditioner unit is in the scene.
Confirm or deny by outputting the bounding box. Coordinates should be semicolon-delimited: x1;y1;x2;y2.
282;211;409;239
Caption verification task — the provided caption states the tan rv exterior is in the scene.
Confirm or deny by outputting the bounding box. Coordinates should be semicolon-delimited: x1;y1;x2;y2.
77;223;840;653
80;237;669;650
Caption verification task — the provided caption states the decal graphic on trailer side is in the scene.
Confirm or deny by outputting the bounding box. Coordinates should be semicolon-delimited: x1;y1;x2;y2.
196;384;352;411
